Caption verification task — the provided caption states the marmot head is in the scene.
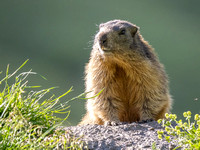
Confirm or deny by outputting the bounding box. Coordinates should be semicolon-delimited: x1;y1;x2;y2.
94;20;139;55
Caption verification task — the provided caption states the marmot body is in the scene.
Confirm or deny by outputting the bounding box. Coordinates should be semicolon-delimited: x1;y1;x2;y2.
80;20;172;125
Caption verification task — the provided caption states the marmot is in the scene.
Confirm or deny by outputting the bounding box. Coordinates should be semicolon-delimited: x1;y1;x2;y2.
79;20;172;125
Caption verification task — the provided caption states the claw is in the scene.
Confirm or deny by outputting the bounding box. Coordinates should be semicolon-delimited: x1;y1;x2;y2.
139;119;154;124
104;121;119;126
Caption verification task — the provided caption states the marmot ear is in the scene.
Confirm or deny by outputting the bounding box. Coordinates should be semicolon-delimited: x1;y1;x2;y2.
131;25;139;37
99;23;105;29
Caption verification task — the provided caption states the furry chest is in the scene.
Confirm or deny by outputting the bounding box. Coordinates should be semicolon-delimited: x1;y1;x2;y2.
108;66;147;122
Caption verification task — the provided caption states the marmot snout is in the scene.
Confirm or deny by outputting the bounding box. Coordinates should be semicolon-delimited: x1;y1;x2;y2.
79;20;172;125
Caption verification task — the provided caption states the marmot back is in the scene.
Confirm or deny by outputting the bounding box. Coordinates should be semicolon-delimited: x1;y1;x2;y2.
80;20;172;125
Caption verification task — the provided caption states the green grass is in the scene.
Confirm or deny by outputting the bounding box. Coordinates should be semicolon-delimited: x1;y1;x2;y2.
157;112;200;150
0;60;87;149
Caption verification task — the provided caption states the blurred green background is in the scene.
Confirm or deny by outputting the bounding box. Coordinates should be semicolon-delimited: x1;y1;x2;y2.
0;1;199;125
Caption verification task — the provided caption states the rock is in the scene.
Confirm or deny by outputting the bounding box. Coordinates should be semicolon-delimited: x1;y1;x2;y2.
63;121;178;150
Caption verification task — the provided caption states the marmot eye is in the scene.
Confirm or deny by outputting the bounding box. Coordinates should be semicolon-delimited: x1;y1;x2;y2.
119;29;126;35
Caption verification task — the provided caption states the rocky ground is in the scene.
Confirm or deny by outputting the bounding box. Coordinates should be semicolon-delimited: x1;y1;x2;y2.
63;121;179;150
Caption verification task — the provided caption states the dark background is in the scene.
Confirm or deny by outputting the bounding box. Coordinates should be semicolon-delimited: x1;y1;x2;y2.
0;1;200;125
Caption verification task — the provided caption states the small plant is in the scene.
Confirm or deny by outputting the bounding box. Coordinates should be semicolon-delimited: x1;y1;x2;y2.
157;111;200;150
151;142;160;150
0;60;87;149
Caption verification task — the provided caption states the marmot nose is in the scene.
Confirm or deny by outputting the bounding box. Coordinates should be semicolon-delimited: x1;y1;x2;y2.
99;34;108;47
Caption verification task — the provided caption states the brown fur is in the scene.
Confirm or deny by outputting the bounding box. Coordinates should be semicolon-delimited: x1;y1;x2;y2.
79;20;172;125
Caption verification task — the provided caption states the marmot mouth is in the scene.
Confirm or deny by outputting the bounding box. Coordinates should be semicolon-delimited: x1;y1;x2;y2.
100;48;114;54
100;44;111;51
102;47;111;51
98;44;113;54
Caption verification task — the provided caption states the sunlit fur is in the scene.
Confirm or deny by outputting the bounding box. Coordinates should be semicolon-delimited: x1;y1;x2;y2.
79;20;172;125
